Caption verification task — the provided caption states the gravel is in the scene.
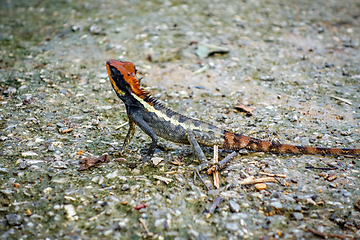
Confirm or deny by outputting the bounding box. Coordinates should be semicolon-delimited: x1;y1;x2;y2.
0;0;359;239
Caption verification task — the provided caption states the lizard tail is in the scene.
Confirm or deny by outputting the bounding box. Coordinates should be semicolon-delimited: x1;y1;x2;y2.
222;131;360;156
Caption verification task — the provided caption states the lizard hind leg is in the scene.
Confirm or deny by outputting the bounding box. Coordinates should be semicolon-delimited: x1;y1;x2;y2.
186;130;208;163
186;130;213;190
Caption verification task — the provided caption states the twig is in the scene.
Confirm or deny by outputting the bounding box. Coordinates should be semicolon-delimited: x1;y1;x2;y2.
207;151;238;174
305;166;338;171
258;172;286;178
307;227;353;240
115;121;129;130
213;145;220;189
330;95;352;105
307;227;326;238
206;196;224;218
139;218;154;237
238;176;277;185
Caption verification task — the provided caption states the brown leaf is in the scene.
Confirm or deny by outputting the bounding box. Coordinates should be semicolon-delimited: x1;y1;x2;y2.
79;154;110;171
133;203;147;210
234;102;254;116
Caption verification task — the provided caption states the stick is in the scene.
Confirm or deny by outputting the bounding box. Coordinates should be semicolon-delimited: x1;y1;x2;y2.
258;172;286;178
238;176;277;185
139;218;154;237
207;151;238;174
213;145;220;189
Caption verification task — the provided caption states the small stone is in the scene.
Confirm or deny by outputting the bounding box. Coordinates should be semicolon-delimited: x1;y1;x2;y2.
91;176;99;183
327;174;337;181
293;205;302;212
260;76;275;81
92;119;100;125
238;149;249;155
118;221;127;229
292;212;304;221
255;183;266;191
104;229;113;236
106;170;118;179
152;157;163;166
270;201;283;209
51;161;67;169
340;189;351;197
3;86;17;96
329;182;337;188
121;184;130;191
225;222;239;231
229;200;240;213
90;25;101;34
26;209;32;216
21;151;38;157
64;204;78;221
56;122;65;128
289;115;298;122
0;136;8;141
59;127;73;134
154;218;166;228
6;214;22;226
319;172;328;178
306;198;317;205
0;168;8;173
43;187;52;194
48;143;56;151
132;169;141;174
1;189;13;195
71;25;80;32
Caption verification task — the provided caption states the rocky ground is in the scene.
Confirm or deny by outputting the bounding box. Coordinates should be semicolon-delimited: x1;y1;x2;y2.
0;0;359;239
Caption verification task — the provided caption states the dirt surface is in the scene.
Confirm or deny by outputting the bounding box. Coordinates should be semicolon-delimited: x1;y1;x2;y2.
1;0;360;239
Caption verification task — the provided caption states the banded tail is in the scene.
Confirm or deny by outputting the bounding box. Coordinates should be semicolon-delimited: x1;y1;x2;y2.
222;131;360;156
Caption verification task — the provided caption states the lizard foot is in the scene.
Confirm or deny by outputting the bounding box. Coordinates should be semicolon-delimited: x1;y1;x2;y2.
109;148;123;156
141;155;153;169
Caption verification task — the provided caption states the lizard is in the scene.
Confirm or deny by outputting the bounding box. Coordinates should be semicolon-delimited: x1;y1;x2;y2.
105;59;360;171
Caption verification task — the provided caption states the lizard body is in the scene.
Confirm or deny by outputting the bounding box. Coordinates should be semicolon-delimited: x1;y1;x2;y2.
106;60;360;164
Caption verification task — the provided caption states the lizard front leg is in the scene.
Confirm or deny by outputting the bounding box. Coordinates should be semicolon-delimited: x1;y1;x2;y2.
128;107;158;164
115;119;135;155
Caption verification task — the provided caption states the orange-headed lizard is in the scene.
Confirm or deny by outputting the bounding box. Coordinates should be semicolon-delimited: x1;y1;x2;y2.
106;60;359;171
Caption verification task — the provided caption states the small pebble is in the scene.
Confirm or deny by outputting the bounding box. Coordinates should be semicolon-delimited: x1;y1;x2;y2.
3;86;17;96
121;184;130;191
270;201;283;209
255;183;267;191
51;161;67;169
229;200;240;213
327;174;337;181
64;204;78;221
6;214;22;226
225;222;239;231
319;172;328;178
106;170;118;179
59;127;73;134
292;212;304;221
90;25;101;34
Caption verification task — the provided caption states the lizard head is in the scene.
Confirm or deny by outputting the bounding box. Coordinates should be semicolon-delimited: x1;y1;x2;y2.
106;60;148;102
